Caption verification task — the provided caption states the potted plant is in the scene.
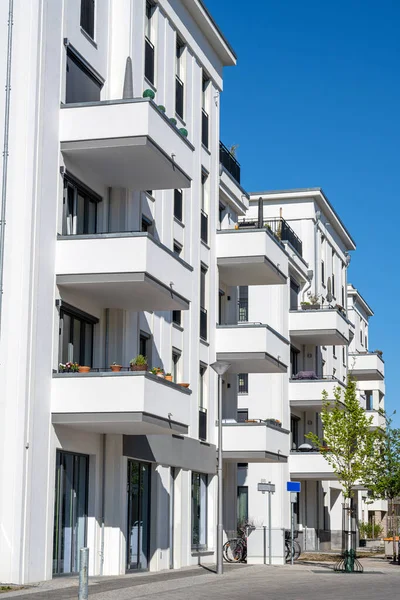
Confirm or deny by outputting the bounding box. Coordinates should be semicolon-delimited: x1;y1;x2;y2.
178;127;188;137
165;372;173;382
110;362;122;372
178;382;190;388
78;365;91;373
130;355;148;372
150;367;164;378
301;294;320;310
142;88;155;100
157;105;166;112
169;117;177;126
59;362;79;373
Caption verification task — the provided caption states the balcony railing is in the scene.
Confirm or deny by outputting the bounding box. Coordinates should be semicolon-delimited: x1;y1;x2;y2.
200;307;207;340
202;109;209;148
220;141;241;184
175;75;184;119
238;217;303;257
200;210;208;244
145;37;155;84
199;407;207;441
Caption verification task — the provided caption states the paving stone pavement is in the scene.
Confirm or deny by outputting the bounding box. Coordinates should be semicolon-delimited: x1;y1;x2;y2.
1;559;399;600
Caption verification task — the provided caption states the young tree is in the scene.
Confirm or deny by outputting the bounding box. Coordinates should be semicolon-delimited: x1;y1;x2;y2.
363;413;400;560
306;376;378;559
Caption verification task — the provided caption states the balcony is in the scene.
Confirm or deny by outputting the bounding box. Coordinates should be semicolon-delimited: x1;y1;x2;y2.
56;232;192;311
220;141;241;184
217;228;288;286
289;376;346;409
349;352;385;381
60;98;194;191
216;324;289;374
52;371;191;435
223;421;289;462
289;451;335;480
238;217;303;257
366;410;385;429
289;306;351;346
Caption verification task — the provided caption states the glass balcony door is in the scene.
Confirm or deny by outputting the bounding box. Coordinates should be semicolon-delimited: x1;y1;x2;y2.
127;460;151;570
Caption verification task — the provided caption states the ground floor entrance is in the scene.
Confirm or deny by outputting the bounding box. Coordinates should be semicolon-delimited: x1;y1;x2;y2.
126;459;151;570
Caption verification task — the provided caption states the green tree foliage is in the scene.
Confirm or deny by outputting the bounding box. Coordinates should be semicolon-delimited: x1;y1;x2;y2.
364;413;400;503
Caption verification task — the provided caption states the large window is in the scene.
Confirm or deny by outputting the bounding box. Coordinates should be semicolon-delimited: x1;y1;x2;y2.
238;373;248;394
174;189;183;222
191;472;207;549
172;349;181;383
238;286;248;322
144;1;155;84
201;73;209;148
290;346;299;377
321;260;325;286
140;332;151;364
59;303;98;367
290;279;300;310
199;364;206;408
365;390;373;411
66;48;102;104
237;486;248;527
63;173;101;235
200;171;208;244
200;265;208;340
80;0;95;39
175;38;185;119
291;415;299;450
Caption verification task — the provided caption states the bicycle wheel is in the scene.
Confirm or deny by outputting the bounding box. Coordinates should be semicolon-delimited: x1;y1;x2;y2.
224;538;245;562
285;541;291;562
293;540;301;561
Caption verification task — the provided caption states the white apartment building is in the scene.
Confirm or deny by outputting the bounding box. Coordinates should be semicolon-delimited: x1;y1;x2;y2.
0;0;237;584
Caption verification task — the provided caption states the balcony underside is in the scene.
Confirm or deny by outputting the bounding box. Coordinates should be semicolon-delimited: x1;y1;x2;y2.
218;256;286;287
351;368;384;381
216;351;287;374
223;423;289;462
290;328;349;346
289;309;351;346
52;411;187;435
56;272;189;311
289;452;336;480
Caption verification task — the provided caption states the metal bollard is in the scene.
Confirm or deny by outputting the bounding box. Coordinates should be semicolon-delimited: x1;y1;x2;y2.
78;548;89;600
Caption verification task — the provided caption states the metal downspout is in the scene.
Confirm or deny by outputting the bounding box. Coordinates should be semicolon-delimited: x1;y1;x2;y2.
0;0;14;343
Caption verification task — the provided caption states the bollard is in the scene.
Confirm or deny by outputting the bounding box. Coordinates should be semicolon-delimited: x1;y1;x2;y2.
78;547;89;600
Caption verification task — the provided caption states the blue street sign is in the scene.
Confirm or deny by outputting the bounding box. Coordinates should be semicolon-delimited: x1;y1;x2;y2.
287;481;301;493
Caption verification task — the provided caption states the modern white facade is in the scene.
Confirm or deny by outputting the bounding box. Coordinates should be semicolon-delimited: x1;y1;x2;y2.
0;0;388;585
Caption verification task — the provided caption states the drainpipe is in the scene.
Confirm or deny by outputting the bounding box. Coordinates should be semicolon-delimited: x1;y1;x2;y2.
0;0;14;344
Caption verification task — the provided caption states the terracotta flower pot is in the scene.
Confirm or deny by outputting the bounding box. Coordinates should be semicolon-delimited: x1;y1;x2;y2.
130;364;147;372
110;365;122;372
178;383;190;388
78;366;91;373
165;375;173;382
156;372;165;378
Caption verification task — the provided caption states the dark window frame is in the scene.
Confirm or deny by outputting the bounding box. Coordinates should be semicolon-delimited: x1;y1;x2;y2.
63;172;101;235
191;472;208;550
238;373;248;394
66;46;103;104
80;0;95;39
174;189;183;222
59;303;98;367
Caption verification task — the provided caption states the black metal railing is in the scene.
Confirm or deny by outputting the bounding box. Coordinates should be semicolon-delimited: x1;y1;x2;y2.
202;109;209;148
200;210;208;244
145;37;155;84
238;298;248;322
238;216;303;257
175;75;184;119
219;141;241;184
200;307;208;340
199;407;207;441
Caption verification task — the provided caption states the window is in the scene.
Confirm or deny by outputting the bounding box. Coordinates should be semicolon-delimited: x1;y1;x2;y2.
365;336;368;351
290;279;300;310
59;303;98;367
342;285;345;307
140;332;151;364
200;171;208;244
218;289;225;325
198;407;207;441
144;2;155;84
291;415;299;450
360;329;363;345
141;215;153;233
80;0;95;39
365;390;373;411
290;346;299;377
332;250;336;297
333;346;336;358
238;374;248;394
174;189;183;222
321;260;325;286
237;487;248;527
238;286;248;322
172;310;181;327
173;241;182;257
200;265;207;340
219;204;225;230
66;48;102;104
175;38;185;119
199;364;206;408
342;347;346;365
63;172;101;235
237;409;248;423
202;74;209;148
172;350;181;383
191;473;207;549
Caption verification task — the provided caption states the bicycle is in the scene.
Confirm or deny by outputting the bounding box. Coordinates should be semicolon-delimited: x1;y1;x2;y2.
223;523;253;563
284;529;301;562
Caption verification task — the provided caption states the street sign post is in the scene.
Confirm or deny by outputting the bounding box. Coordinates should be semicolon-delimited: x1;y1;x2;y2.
257;481;275;565
287;482;301;565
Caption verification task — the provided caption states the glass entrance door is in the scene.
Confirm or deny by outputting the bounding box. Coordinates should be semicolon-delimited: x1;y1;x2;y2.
53;451;89;575
127;460;151;570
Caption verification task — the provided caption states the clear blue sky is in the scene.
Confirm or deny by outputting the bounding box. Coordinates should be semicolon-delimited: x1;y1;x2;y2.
207;0;399;422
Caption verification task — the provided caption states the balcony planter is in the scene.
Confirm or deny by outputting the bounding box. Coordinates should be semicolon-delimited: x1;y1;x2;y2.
301;303;320;310
165;373;173;382
78;366;91;373
130;364;147;372
178;383;190;388
266;418;282;427
130;355;148;372
110;364;122;372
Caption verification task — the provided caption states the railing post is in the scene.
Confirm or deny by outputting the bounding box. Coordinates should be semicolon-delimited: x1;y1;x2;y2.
78;547;89;600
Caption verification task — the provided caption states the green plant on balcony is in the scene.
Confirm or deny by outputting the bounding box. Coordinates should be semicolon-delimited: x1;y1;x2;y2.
165;372;173;382
178;127;188;138
59;361;79;373
157;105;166;112
169;117;177;126
129;355;148;372
150;367;164;378
143;88;155;100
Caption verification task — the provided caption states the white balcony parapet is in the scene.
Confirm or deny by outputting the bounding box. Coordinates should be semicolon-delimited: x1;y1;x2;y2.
289;451;336;480
216;323;289;374
223;422;289;462
349;352;385;381
289;376;346;408
52;371;191;435
366;410;385;429
289;307;351;346
56;232;192;310
217;228;288;286
60;98;194;190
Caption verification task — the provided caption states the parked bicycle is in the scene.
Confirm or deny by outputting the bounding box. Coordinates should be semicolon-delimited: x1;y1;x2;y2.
285;529;301;562
223;523;253;563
